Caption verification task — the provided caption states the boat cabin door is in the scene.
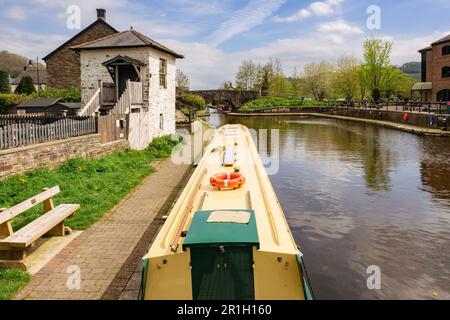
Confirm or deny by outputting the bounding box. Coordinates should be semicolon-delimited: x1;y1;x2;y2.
190;245;255;300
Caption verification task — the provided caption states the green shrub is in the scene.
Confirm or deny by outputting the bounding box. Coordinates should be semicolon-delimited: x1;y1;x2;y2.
0;94;25;113
240;97;327;112
0;69;11;94
147;135;182;158
15;76;36;95
33;87;81;102
178;93;206;110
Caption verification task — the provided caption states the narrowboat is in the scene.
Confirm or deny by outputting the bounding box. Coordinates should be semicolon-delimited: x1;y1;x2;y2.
140;124;313;300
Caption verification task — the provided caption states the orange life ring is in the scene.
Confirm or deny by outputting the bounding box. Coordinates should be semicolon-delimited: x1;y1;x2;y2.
210;173;246;190
403;113;409;122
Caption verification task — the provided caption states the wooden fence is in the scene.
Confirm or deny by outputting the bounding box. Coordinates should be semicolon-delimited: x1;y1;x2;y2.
0;117;97;150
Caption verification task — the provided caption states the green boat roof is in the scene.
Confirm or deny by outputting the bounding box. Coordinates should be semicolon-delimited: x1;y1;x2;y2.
182;210;259;249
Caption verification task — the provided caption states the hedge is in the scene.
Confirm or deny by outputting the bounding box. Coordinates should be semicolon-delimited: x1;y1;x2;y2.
32;87;81;102
240;97;327;112
0;94;26;113
178;93;206;110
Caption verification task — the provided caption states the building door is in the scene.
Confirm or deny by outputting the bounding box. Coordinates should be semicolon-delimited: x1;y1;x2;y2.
190;245;255;300
118;65;140;97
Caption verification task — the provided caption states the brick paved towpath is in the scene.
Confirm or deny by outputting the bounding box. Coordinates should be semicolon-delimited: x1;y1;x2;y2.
16;159;192;300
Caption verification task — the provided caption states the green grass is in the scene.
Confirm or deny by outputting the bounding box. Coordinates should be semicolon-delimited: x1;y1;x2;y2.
0;269;30;300
0;135;181;231
0;135;180;300
240;97;327;112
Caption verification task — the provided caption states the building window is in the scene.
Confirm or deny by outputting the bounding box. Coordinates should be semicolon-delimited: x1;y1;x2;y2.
159;59;167;88
437;90;450;102
421;53;427;82
442;45;450;56
442;66;450;78
160;113;164;130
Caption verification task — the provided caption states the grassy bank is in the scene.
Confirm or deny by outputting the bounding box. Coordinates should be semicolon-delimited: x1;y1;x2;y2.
240;97;327;112
0;269;30;300
0;135;180;300
0;135;180;231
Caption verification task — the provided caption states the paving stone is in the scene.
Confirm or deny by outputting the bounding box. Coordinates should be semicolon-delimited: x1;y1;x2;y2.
16;159;191;300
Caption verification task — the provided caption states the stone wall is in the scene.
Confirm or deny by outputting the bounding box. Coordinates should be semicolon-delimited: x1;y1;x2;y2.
45;20;117;89
0;134;129;179
80;47;176;141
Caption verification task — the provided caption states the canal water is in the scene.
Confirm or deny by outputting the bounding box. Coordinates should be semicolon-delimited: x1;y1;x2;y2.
206;109;450;300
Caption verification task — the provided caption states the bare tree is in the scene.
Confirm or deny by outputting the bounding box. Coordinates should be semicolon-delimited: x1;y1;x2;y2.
176;69;190;91
235;60;261;91
303;61;334;101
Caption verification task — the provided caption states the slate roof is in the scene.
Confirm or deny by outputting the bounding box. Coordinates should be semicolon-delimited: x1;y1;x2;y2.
17;98;61;108
11;69;48;85
102;55;147;67
43;19;118;61
71;29;184;59
432;34;450;45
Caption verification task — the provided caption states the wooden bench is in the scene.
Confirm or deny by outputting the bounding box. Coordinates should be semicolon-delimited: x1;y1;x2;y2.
0;186;79;270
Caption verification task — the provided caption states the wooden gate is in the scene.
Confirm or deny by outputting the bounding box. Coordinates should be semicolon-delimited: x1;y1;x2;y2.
98;114;128;144
128;110;150;150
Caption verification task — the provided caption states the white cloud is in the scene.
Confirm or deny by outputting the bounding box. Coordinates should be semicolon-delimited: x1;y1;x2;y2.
206;0;286;47
168;29;449;90
165;28;365;89
317;19;363;35
274;0;343;23
0;26;67;59
5;6;27;21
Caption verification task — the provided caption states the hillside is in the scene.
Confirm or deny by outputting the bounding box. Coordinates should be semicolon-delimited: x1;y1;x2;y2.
0;50;45;78
398;61;421;81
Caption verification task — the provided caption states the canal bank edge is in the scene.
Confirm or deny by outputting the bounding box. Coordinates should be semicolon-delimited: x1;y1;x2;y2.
226;112;450;137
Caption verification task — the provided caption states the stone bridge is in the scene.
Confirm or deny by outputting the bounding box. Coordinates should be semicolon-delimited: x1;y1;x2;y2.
188;90;260;112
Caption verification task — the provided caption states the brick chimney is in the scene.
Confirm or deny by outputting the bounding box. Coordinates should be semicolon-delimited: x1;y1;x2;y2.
97;8;106;21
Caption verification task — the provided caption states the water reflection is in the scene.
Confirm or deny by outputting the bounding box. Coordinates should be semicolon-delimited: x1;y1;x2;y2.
206;109;450;300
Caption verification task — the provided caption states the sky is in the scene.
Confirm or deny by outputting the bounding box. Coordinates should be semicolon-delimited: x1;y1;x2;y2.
1;0;449;89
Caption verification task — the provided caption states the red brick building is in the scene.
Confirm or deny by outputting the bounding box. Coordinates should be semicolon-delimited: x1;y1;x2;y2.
418;34;450;101
43;9;118;89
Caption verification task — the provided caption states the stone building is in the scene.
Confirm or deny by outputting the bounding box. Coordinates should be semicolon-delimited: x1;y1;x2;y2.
417;34;450;101
71;28;184;147
10;67;47;93
43;9;118;89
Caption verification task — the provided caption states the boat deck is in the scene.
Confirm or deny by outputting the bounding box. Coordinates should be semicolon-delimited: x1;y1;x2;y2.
143;124;308;300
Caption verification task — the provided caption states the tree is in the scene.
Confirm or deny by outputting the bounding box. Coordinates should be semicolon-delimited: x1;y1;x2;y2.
15;75;36;95
361;37;393;101
176;69;190;91
334;55;359;100
259;65;271;96
291;68;303;98
382;66;415;98
219;80;234;90
357;65;370;100
235;60;261;91
0;69;10;93
269;75;293;98
303;61;334;100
